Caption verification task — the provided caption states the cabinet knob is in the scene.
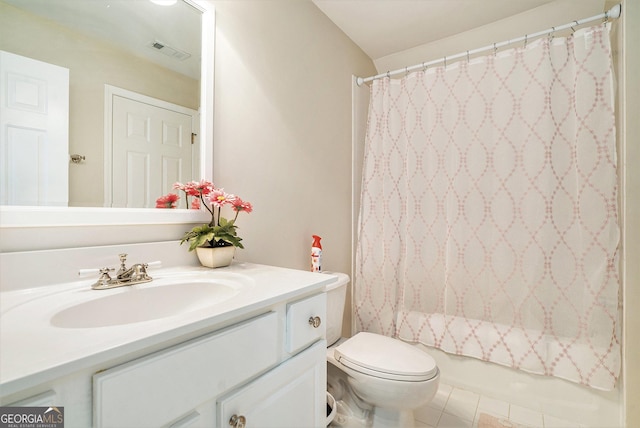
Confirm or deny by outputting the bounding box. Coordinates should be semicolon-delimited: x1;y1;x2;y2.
229;414;246;428
308;316;322;328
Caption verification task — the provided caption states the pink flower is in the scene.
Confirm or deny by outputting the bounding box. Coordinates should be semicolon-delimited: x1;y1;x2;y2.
173;180;214;197
193;179;214;196
232;198;253;214
177;179;254;250
155;193;179;209
209;188;235;208
173;182;194;196
184;184;200;197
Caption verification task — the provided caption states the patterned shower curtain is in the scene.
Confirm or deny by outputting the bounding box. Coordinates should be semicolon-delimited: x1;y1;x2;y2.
355;23;620;390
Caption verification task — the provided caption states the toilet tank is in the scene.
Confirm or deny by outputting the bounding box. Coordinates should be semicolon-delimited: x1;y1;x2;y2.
323;272;349;346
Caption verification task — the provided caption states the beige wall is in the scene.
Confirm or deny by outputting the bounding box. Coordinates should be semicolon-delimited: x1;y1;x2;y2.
0;2;199;207
210;0;375;275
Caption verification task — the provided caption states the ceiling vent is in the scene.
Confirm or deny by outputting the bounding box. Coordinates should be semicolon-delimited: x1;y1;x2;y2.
148;40;191;61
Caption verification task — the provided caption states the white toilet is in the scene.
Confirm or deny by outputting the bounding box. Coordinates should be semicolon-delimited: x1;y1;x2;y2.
324;273;440;428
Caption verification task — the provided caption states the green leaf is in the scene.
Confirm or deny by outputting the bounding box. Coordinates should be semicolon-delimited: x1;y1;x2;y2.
180;218;244;251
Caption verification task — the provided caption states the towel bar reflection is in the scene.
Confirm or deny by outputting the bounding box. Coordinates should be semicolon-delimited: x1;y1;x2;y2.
70;154;85;164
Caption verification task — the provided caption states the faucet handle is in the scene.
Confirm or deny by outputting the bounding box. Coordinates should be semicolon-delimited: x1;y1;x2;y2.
91;267;116;290
78;268;100;277
94;267;115;286
78;267;114;277
99;267;114;277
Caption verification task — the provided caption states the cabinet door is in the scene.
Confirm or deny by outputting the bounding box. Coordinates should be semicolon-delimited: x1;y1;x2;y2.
218;340;327;428
93;312;279;428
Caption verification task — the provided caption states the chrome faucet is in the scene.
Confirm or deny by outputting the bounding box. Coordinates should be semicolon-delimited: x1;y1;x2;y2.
88;254;159;290
116;254;149;282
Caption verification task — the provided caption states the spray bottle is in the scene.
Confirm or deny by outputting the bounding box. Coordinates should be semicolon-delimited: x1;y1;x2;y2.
311;235;322;272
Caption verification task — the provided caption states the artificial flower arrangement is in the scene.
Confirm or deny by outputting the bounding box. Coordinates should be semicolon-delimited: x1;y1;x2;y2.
156;180;253;251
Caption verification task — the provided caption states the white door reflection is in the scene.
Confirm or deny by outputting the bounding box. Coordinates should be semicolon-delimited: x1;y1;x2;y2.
106;86;197;208
0;50;69;206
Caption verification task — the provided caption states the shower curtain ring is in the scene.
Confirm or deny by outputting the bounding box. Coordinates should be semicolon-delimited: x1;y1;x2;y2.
549;27;555;41
524;34;528;48
571;20;579;34
386;71;391;79
493;43;497;56
444;56;447;69
466;50;470;63
422;62;427;72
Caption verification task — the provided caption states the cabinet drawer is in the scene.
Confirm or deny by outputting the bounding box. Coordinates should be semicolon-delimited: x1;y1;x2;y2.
286;293;326;353
93;312;278;428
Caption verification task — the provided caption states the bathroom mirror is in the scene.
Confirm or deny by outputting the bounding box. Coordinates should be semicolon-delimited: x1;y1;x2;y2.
0;0;213;225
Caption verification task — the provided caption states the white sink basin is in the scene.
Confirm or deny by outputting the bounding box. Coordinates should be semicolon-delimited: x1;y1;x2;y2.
50;280;240;328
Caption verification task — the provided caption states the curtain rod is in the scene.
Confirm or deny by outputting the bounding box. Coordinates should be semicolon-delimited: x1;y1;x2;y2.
356;3;621;86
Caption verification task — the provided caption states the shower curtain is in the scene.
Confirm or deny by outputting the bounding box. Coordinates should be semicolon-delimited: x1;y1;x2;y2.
355;23;620;390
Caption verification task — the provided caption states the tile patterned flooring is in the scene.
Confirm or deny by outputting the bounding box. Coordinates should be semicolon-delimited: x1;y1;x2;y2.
414;383;585;428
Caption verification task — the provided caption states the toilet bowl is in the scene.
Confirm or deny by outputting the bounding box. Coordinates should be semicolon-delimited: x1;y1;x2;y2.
323;273;440;428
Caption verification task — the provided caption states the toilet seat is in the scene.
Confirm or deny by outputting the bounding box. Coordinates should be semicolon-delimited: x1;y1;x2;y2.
334;332;438;382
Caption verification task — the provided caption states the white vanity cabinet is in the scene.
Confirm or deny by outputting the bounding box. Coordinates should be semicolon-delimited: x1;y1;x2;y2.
92;292;327;428
1;259;333;428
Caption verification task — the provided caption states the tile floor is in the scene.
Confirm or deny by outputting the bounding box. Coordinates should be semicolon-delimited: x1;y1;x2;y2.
414;383;584;428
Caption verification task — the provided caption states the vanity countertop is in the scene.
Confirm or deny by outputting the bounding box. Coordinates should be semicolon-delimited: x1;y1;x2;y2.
0;262;335;397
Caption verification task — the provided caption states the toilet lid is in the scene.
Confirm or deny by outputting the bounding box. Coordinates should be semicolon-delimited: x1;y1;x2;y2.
334;332;438;381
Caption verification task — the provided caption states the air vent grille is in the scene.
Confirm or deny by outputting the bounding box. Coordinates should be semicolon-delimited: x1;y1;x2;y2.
147;40;191;61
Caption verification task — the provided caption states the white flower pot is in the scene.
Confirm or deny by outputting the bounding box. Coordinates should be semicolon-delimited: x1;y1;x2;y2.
195;245;236;268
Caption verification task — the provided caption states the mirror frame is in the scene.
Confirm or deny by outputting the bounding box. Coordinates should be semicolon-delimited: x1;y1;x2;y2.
0;0;214;228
